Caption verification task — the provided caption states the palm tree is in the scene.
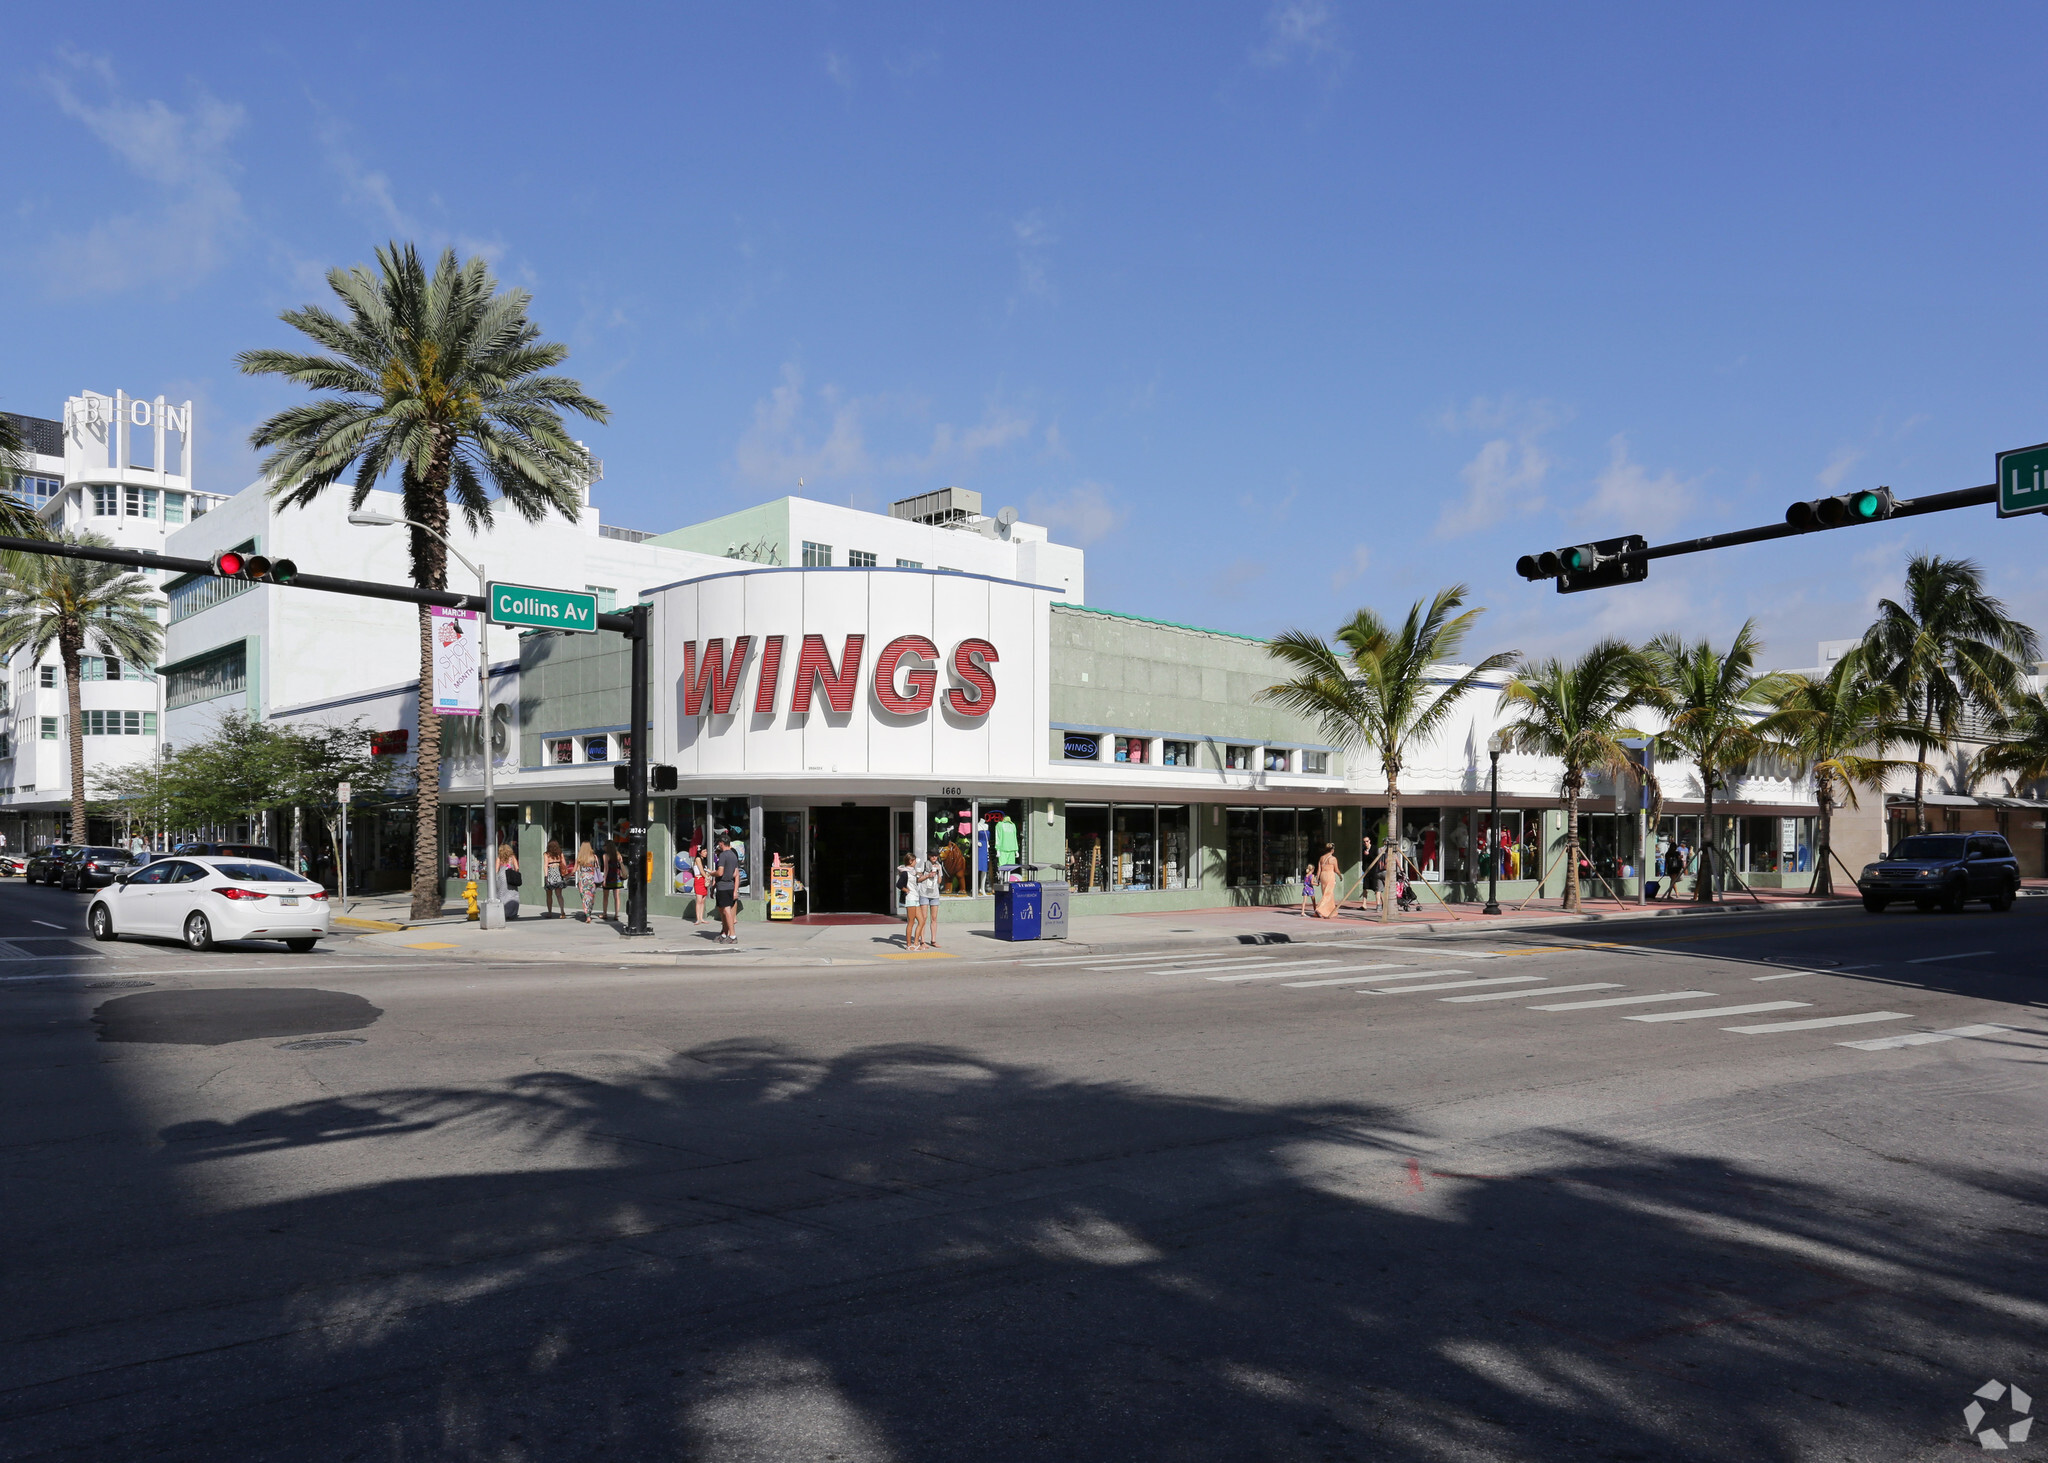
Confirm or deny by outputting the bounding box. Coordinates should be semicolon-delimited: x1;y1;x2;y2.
1496;640;1652;913
237;243;608;918
1755;647;1926;896
0;412;55;542
1261;585;1517;921
1862;553;2039;835
1645;621;1773;903
1977;689;2048;792
0;530;163;841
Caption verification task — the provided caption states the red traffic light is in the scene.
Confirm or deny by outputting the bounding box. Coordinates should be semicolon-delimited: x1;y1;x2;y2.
211;550;244;577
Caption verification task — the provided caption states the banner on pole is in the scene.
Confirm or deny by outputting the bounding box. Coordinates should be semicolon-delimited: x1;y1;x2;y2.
429;606;482;715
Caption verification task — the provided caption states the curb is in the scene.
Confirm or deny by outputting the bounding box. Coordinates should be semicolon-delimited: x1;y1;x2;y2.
334;916;408;933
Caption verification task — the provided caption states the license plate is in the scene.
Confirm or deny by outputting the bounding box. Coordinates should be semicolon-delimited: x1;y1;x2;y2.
280;896;299;907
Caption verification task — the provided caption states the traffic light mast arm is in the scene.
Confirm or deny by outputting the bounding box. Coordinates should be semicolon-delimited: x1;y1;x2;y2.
0;534;639;635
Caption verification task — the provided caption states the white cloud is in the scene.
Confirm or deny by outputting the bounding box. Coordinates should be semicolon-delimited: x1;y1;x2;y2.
1012;208;1057;304
1438;437;1550;538
823;51;855;90
39;52;245;295
314;108;506;264
1252;0;1348;73
1025;481;1127;547
733;364;870;489
1329;543;1371;593
1578;435;1699;536
1816;446;1863;491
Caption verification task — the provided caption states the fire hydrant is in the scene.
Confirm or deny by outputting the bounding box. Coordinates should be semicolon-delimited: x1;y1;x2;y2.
463;878;480;921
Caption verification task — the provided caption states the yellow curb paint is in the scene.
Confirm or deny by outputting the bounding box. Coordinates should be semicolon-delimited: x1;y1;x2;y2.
404;941;460;950
335;917;406;932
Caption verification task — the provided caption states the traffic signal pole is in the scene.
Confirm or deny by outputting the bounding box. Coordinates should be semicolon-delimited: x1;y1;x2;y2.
624;602;652;936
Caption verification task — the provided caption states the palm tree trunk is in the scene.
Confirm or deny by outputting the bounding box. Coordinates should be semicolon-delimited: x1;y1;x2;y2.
61;632;86;842
1913;703;1934;834
406;462;453;921
1814;772;1834;898
1563;777;1581;913
1382;770;1399;922
1697;773;1716;903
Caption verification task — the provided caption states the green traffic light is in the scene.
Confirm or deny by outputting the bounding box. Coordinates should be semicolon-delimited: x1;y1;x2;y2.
1850;491;1880;519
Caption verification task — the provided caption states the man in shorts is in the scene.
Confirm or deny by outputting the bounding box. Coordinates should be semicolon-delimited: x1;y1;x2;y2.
714;834;741;943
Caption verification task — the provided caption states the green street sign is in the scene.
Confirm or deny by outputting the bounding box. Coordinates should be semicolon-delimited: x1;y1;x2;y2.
1997;441;2048;518
488;582;599;633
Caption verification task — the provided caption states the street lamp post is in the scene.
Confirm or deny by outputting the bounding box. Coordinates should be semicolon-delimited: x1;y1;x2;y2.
347;511;505;930
1484;731;1506;915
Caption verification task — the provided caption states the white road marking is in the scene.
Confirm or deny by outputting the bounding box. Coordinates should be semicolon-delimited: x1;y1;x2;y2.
1097;956;1295;973
1281;966;1442;987
31;920;64;929
1531;990;1716;1011
1624;1001;1810;1023
1840;1022;2012;1051
1358;975;1545;995
1204;960;1369;982
1440;982;1624;1003
1721;1011;1912;1034
1905;951;1996;964
1025;951;1276;968
1350;944;1501;959
1752;972;1810;981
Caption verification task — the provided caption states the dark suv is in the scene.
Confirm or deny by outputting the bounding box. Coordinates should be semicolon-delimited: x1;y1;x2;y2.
1859;833;2021;913
25;844;84;885
58;847;136;892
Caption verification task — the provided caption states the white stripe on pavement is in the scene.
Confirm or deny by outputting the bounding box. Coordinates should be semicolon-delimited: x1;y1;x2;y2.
1350;944;1501;959
1282;966;1443;987
1840;1022;2010;1051
1721;1011;1913;1034
1624;1001;1809;1023
1359;975;1545;994
1530;990;1716;1011
1904;951;1995;964
1440;982;1624;1003
1751;972;1809;981
1099;957;1298;973
1023;951;1277;968
1204;960;1367;982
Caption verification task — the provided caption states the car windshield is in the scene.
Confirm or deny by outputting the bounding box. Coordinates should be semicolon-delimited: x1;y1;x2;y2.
1888;836;1965;861
211;862;304;883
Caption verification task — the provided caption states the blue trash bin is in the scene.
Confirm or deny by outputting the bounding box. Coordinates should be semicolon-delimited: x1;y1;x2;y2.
994;881;1043;941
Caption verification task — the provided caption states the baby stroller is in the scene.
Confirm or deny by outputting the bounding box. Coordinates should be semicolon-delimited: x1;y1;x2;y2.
1394;869;1421;912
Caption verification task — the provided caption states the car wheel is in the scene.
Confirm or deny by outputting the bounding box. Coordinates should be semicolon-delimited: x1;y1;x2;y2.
1989;883;2016;912
1862;895;1887;913
87;904;116;941
283;937;318;953
183;911;214;952
1940;879;1967;913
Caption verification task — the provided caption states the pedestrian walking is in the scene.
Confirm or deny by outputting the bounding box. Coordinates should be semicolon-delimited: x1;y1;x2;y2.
899;852;922;949
497;842;521;920
1315;842;1340;919
541;840;567;918
1299;864;1316;918
713;833;741;943
599;830;625;920
574;841;601;922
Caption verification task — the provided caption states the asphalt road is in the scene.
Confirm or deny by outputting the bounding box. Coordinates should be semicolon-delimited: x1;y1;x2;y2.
2;874;2044;1461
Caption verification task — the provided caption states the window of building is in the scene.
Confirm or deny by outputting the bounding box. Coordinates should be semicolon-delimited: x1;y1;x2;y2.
83;710;156;736
1302;751;1329;775
40;717;58;740
123;486;157;518
801;541;832;568
584;585;618;612
166;643;247;709
191;496;211;518
0;733;10;758
1224;744;1253;770
847;550;877;568
40;666;55;688
1264;748;1292;773
92;486;118;516
583;734;611;762
80;656;142;681
1114;735;1149;764
9;475;61;509
896;558;922;569
163;491;186;525
547;737;576;765
1064;803;1197;892
938;565;961;574
1161;740;1195;767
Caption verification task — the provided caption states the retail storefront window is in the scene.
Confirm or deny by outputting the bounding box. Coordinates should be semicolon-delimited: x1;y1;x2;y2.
1224;745;1253;770
1475;811;1528;879
1226;808;1260;887
1114;736;1149;763
1066;804;1109;891
1737;815;1814;874
1068;803;1195;891
1302;751;1328;775
673;798;750;887
1162;740;1194;766
1112;806;1156;889
1263;748;1291;773
582;734;610;762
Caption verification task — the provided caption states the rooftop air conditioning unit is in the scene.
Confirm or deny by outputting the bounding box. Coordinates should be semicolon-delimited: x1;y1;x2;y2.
889;487;982;526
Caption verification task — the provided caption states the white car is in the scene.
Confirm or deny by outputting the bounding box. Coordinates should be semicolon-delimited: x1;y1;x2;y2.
87;856;332;952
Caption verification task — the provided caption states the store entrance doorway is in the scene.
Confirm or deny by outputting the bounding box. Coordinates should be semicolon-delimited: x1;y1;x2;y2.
809;806;892;913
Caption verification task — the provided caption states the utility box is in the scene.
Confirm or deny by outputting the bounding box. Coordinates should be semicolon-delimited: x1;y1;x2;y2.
994;881;1042;941
1037;880;1070;941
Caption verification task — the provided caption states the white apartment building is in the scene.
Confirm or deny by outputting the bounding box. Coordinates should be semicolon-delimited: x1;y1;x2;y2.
0;391;229;847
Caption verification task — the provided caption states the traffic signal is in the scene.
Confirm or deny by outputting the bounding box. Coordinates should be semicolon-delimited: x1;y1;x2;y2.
209;551;300;584
210;550;245;577
1785;486;1896;531
613;764;632;792
1515;535;1648;594
652;764;678;792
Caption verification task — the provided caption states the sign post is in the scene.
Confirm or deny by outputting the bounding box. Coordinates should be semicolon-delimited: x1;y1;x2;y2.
1997;442;2048;518
488;582;599;633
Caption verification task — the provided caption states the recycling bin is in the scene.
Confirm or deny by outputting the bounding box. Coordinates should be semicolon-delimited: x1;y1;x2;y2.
994;881;1043;942
1037;879;1070;941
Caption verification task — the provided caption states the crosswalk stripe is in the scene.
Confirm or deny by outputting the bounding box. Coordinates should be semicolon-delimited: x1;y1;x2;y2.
1358;975;1544;995
1023;951;1276;967
1352;944;1501;959
1839;1022;2010;1051
1282;966;1448;987
1624;1001;1809;1024
1203;960;1368;982
1440;982;1624;1003
1530;990;1715;1011
1099;957;1295;973
1722;1011;1913;1034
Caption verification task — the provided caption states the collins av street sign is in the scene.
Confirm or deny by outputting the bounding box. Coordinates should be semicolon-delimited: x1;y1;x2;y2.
1997;442;2048;518
488;582;599;633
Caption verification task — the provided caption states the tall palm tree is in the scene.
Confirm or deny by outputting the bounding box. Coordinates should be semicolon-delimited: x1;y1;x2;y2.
1977;688;2048;792
1645;621;1772;903
0;530;163;841
1755;647;1926;896
1496;640;1652;913
1862;553;2039;835
0;412;55;542
1261;585;1516;921
237;243;608;918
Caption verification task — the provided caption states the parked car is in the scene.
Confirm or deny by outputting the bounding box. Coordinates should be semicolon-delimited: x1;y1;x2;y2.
1859;833;2021;913
59;847;137;892
25;845;85;884
0;853;25;877
87;857;331;952
170;842;281;862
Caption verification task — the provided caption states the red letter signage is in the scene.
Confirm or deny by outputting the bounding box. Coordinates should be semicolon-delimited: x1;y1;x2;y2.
682;637;752;717
946;638;999;717
792;633;866;715
873;635;940;714
753;634;784;714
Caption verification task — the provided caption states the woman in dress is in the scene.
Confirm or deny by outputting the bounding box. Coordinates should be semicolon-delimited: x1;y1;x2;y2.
1299;864;1317;918
574;841;602;922
692;847;711;925
542;840;567;919
1315;842;1341;918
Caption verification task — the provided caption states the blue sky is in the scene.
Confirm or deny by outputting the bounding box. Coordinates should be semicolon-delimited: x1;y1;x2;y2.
7;2;2048;668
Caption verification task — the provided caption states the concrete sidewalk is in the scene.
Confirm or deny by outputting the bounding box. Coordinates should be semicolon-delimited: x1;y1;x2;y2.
351;885;1874;967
